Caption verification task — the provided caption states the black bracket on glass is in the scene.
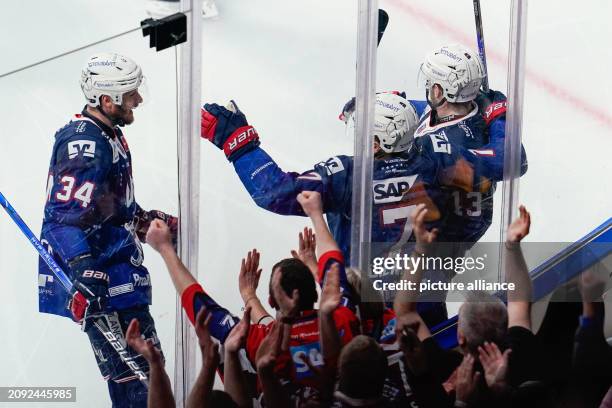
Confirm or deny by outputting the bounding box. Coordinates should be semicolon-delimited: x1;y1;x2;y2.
141;13;187;52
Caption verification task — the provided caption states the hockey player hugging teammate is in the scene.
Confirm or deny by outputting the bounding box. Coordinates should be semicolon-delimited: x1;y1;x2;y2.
200;44;527;327
38;53;177;407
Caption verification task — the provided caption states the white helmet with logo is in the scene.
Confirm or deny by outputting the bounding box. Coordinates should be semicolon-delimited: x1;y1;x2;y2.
373;93;419;154
418;44;485;103
80;53;145;108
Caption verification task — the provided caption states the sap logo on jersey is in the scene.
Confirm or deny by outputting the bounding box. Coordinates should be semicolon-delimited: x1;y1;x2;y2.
68;140;96;159
373;175;418;204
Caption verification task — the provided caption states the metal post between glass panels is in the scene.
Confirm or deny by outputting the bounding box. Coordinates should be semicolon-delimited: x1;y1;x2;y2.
175;0;202;406
350;0;378;273
499;0;528;281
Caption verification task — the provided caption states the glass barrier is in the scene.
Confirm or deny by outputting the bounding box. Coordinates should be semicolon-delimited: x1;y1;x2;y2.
0;23;180;408
197;0;358;377
357;0;514;320
0;0;162;77
517;0;611;333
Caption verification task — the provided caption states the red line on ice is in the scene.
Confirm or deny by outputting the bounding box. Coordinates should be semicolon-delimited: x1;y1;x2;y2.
387;0;612;127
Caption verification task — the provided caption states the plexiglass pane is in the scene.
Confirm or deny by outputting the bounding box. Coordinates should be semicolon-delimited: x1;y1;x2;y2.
198;0;357;345
0;23;179;408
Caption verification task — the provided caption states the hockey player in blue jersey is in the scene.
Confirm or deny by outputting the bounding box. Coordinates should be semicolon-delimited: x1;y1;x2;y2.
338;44;528;245
413;44;528;243
201;92;500;261
38;53;177;407
201;92;499;325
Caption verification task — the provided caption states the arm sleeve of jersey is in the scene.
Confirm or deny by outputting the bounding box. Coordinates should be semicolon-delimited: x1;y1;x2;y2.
474;91;528;180
181;283;239;342
408;99;429;118
232;146;352;215
474;117;528;180
45;133;113;227
317;250;356;311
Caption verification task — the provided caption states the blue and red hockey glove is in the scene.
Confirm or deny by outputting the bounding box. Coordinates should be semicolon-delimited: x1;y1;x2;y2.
201;100;259;162
67;254;109;330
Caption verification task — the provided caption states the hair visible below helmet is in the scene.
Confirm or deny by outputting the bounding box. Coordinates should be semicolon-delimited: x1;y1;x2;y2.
80;53;144;108
418;44;485;103
269;258;318;311
373;92;419;154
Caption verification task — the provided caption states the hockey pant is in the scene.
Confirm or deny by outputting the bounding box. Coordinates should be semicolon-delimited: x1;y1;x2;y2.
85;306;162;408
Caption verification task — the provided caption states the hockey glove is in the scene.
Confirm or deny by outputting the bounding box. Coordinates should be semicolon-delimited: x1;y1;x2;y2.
134;208;178;246
67;254;109;328
201;100;259;161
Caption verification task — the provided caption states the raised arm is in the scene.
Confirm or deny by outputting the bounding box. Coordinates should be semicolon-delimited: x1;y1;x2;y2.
238;249;271;324
126;319;175;408
146;219;240;342
393;203;438;341
505;205;533;331
296;191;339;256
186;309;221;408
146;219;197;295
201;101;352;216
296;190;356;311
223;307;254;408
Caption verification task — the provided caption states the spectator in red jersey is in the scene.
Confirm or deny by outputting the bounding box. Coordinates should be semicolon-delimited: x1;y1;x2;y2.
145;204;360;404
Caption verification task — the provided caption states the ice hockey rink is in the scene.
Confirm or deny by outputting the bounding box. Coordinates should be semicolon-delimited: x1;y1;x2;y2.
1;0;611;406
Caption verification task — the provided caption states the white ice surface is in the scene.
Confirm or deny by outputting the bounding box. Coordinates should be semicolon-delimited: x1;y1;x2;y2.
1;0;611;406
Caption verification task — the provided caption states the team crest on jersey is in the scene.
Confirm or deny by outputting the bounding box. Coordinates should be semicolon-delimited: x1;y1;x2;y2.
68;140;96;159
373;175;418;204
430;132;452;154
317;157;345;176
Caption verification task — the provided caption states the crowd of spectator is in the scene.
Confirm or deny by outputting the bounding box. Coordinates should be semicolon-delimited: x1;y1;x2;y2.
125;192;611;407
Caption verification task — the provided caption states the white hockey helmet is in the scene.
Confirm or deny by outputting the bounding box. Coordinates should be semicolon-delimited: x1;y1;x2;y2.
373;93;419;154
418;44;485;103
80;53;145;108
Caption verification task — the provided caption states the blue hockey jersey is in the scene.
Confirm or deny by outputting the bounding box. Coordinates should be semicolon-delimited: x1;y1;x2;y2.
414;90;528;242
38;109;151;318
233;130;495;261
232;92;526;261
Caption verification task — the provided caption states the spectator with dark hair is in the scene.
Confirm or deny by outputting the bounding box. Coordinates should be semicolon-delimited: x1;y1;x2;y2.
268;258;318;312
145;214;359;404
334;335;390;407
